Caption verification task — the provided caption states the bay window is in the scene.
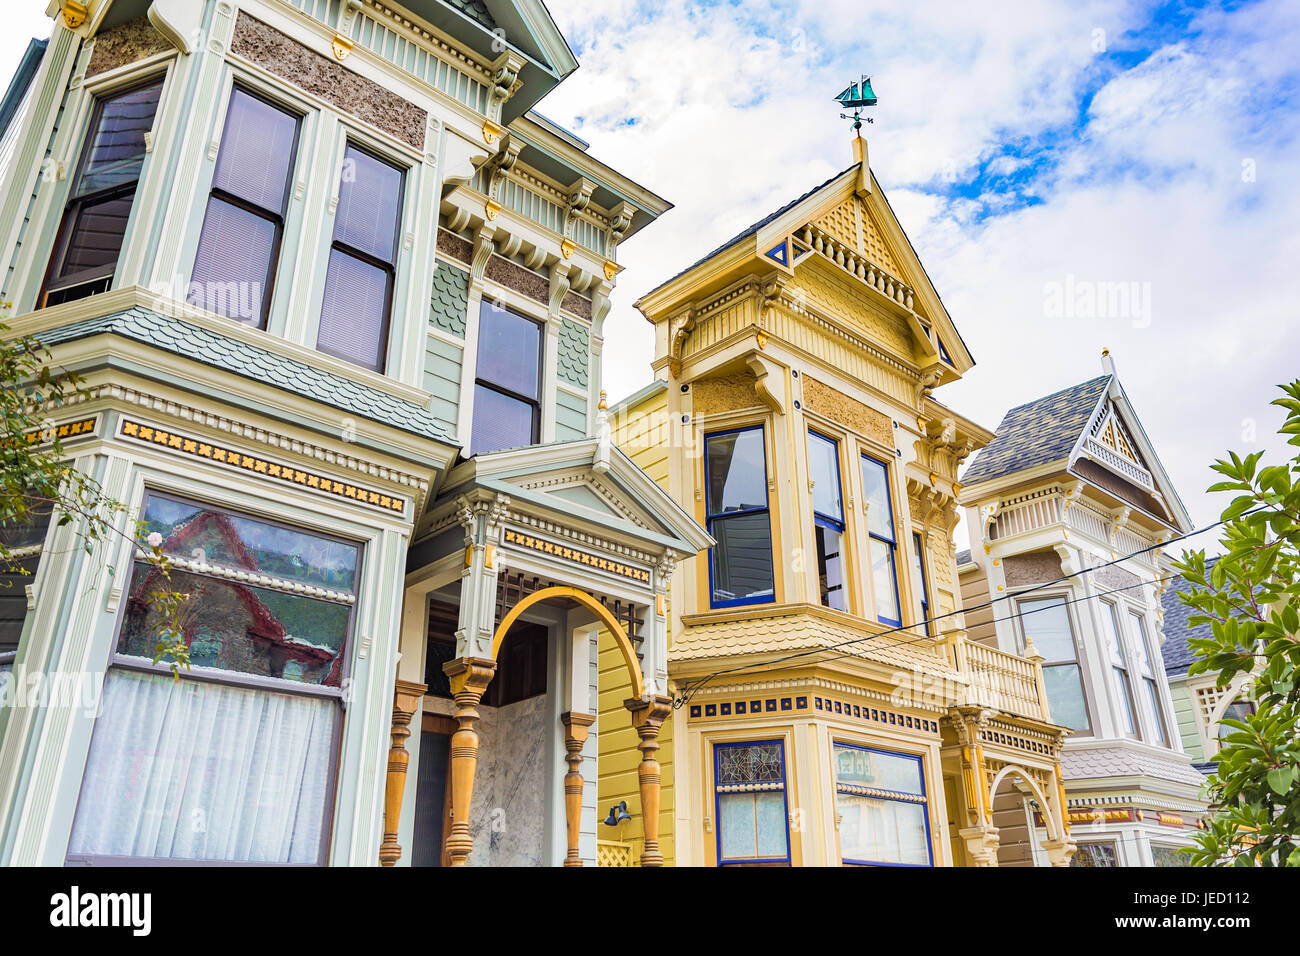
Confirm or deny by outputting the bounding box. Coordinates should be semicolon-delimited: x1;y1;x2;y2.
833;743;932;866
1100;601;1138;736
188;87;300;326
704;427;774;607
859;455;901;625
1129;611;1169;745
469;299;542;455
66;492;360;865
714;740;789;865
806;431;846;611
316;144;405;371
40;78;163;306
1018;596;1090;732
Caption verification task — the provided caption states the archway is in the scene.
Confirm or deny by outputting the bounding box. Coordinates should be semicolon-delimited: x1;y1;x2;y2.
986;764;1064;867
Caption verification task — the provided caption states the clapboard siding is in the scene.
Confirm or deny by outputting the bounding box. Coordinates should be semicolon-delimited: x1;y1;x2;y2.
423;336;462;438
555;387;587;442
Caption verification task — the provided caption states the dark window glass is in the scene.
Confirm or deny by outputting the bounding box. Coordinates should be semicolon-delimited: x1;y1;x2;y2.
486;621;547;707
189;88;299;327
41;79;163;306
424;599;460;699
815;525;846;611
316;144;404;371
469;299;542;455
705;428;774;607
0;555;40;652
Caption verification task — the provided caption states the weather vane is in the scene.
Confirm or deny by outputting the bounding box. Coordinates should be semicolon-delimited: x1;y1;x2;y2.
835;75;877;132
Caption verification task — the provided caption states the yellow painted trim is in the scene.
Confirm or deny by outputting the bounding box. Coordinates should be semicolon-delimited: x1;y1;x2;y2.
492;585;645;699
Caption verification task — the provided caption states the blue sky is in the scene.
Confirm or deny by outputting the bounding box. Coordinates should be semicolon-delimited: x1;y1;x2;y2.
1;1;1296;552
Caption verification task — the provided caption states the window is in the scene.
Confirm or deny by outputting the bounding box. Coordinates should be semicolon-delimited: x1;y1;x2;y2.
860;455;901;625
1100;602;1137;736
188;87;300;326
1018;597;1090;732
912;532;930;636
833;744;932;866
1129;611;1170;746
41;79;163;306
0;502;54;706
1152;844;1191;867
316;144;405;371
66;492;361;865
469;299;541;455
807;431;846;611
704;428;774;607
1071;841;1119;867
714;740;789;865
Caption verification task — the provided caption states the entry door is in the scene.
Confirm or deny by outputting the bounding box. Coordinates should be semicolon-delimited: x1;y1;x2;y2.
412;713;456;867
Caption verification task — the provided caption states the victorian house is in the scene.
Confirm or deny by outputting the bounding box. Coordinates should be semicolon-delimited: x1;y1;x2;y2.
604;136;1078;867
0;0;712;867
957;357;1209;866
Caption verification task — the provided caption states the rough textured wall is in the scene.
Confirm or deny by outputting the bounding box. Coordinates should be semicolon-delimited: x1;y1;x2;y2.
87;17;172;76
466;694;549;866
1003;551;1063;587
802;375;894;448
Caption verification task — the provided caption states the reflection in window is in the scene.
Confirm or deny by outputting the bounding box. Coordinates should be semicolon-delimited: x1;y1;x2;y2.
714;740;789;864
42;79;163;306
1019;597;1090;732
912;533;930;636
1152;844;1191;867
807;432;845;611
469;299;542;455
1101;602;1137;736
1071;841;1119;867
705;428;774;607
860;455;900;625
834;744;931;866
1129;612;1170;745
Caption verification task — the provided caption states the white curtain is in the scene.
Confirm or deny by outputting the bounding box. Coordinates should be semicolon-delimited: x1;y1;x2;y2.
68;668;336;864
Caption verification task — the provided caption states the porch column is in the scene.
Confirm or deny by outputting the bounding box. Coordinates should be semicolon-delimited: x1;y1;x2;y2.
626;695;673;867
379;679;427;866
443;657;497;867
1043;761;1076;866
560;712;596;866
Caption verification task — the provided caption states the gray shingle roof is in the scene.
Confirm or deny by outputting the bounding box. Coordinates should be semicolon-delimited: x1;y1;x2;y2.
1060;745;1206;786
961;375;1110;486
37;308;457;445
1160;558;1219;677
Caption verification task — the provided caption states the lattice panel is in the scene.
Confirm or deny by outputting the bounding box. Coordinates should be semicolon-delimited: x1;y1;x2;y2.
861;209;898;276
815;199;858;249
1196;685;1228;725
597;840;633;867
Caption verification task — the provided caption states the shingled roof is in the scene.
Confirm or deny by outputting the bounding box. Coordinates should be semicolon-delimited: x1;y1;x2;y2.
1160;558;1219;677
960;375;1111;486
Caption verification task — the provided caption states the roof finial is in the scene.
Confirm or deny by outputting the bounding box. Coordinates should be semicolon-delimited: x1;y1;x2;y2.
598;389;608;411
1100;348;1115;376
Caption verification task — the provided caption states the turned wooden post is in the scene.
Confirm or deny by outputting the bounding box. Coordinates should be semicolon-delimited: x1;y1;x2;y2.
561;712;596;867
625;695;673;867
442;657;496;867
379;679;427;866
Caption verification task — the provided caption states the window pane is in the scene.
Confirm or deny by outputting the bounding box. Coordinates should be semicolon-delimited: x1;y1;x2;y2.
833;745;925;796
815;525;846;611
706;428;767;515
56;191;134;279
912;533;930;635
188;196;276;325
1101;604;1136;734
716;741;785;786
718;792;758;859
317;247;390;371
336;145;403;262
1071;842;1118;867
117;564;351;686
475;300;541;399
67;668;335;864
753;792;787;858
1019;597;1075;662
1043;662;1089;731
870;539;900;624
0;555;40;651
470;384;535;455
1129;613;1155;678
837;793;929;866
75;81;163;195
860;456;895;540
806;432;842;521
0;500;53;549
1152;845;1190;867
1145;679;1168;745
212;88;297;213
710;512;774;604
139;495;359;593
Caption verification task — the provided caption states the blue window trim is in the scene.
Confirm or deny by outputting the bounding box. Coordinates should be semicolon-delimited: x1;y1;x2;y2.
832;742;933;867
704;425;775;609
713;739;791;866
861;453;902;627
808;430;848;610
912;532;930;636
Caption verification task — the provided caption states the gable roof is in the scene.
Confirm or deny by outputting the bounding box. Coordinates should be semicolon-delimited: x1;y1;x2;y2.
1160;558;1218;677
961;375;1111;485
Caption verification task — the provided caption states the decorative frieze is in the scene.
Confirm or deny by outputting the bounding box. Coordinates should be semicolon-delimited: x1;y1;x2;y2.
86;16;172;76
802;375;893;447
501;527;650;584
437;227;473;265
484;254;547;303
692;373;762;416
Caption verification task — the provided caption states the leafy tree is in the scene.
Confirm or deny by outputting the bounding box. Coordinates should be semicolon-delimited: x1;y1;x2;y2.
1174;381;1300;866
1;318;189;674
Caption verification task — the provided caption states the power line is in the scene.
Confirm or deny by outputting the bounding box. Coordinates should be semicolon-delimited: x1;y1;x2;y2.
673;506;1256;707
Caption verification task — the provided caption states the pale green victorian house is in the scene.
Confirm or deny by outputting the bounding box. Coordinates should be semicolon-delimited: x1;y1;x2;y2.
0;0;707;867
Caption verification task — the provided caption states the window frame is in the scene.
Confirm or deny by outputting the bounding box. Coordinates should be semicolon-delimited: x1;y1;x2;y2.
38;74;166;307
188;83;303;329
469;296;544;456
831;741;933;867
703;424;775;609
712;738;791;866
64;488;364;867
1016;593;1093;735
859;452;903;626
807;429;847;612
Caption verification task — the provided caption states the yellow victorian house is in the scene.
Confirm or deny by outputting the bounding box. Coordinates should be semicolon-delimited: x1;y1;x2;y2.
600;135;1078;866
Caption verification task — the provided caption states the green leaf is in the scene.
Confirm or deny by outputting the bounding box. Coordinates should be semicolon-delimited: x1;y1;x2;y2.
1269;767;1292;796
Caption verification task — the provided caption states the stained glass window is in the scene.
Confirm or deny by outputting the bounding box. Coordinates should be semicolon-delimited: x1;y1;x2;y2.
833;744;931;866
715;741;788;864
1152;844;1191;867
1071;841;1119;867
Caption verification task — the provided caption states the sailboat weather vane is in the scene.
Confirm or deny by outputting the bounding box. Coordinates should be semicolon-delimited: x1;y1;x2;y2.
835;75;877;131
